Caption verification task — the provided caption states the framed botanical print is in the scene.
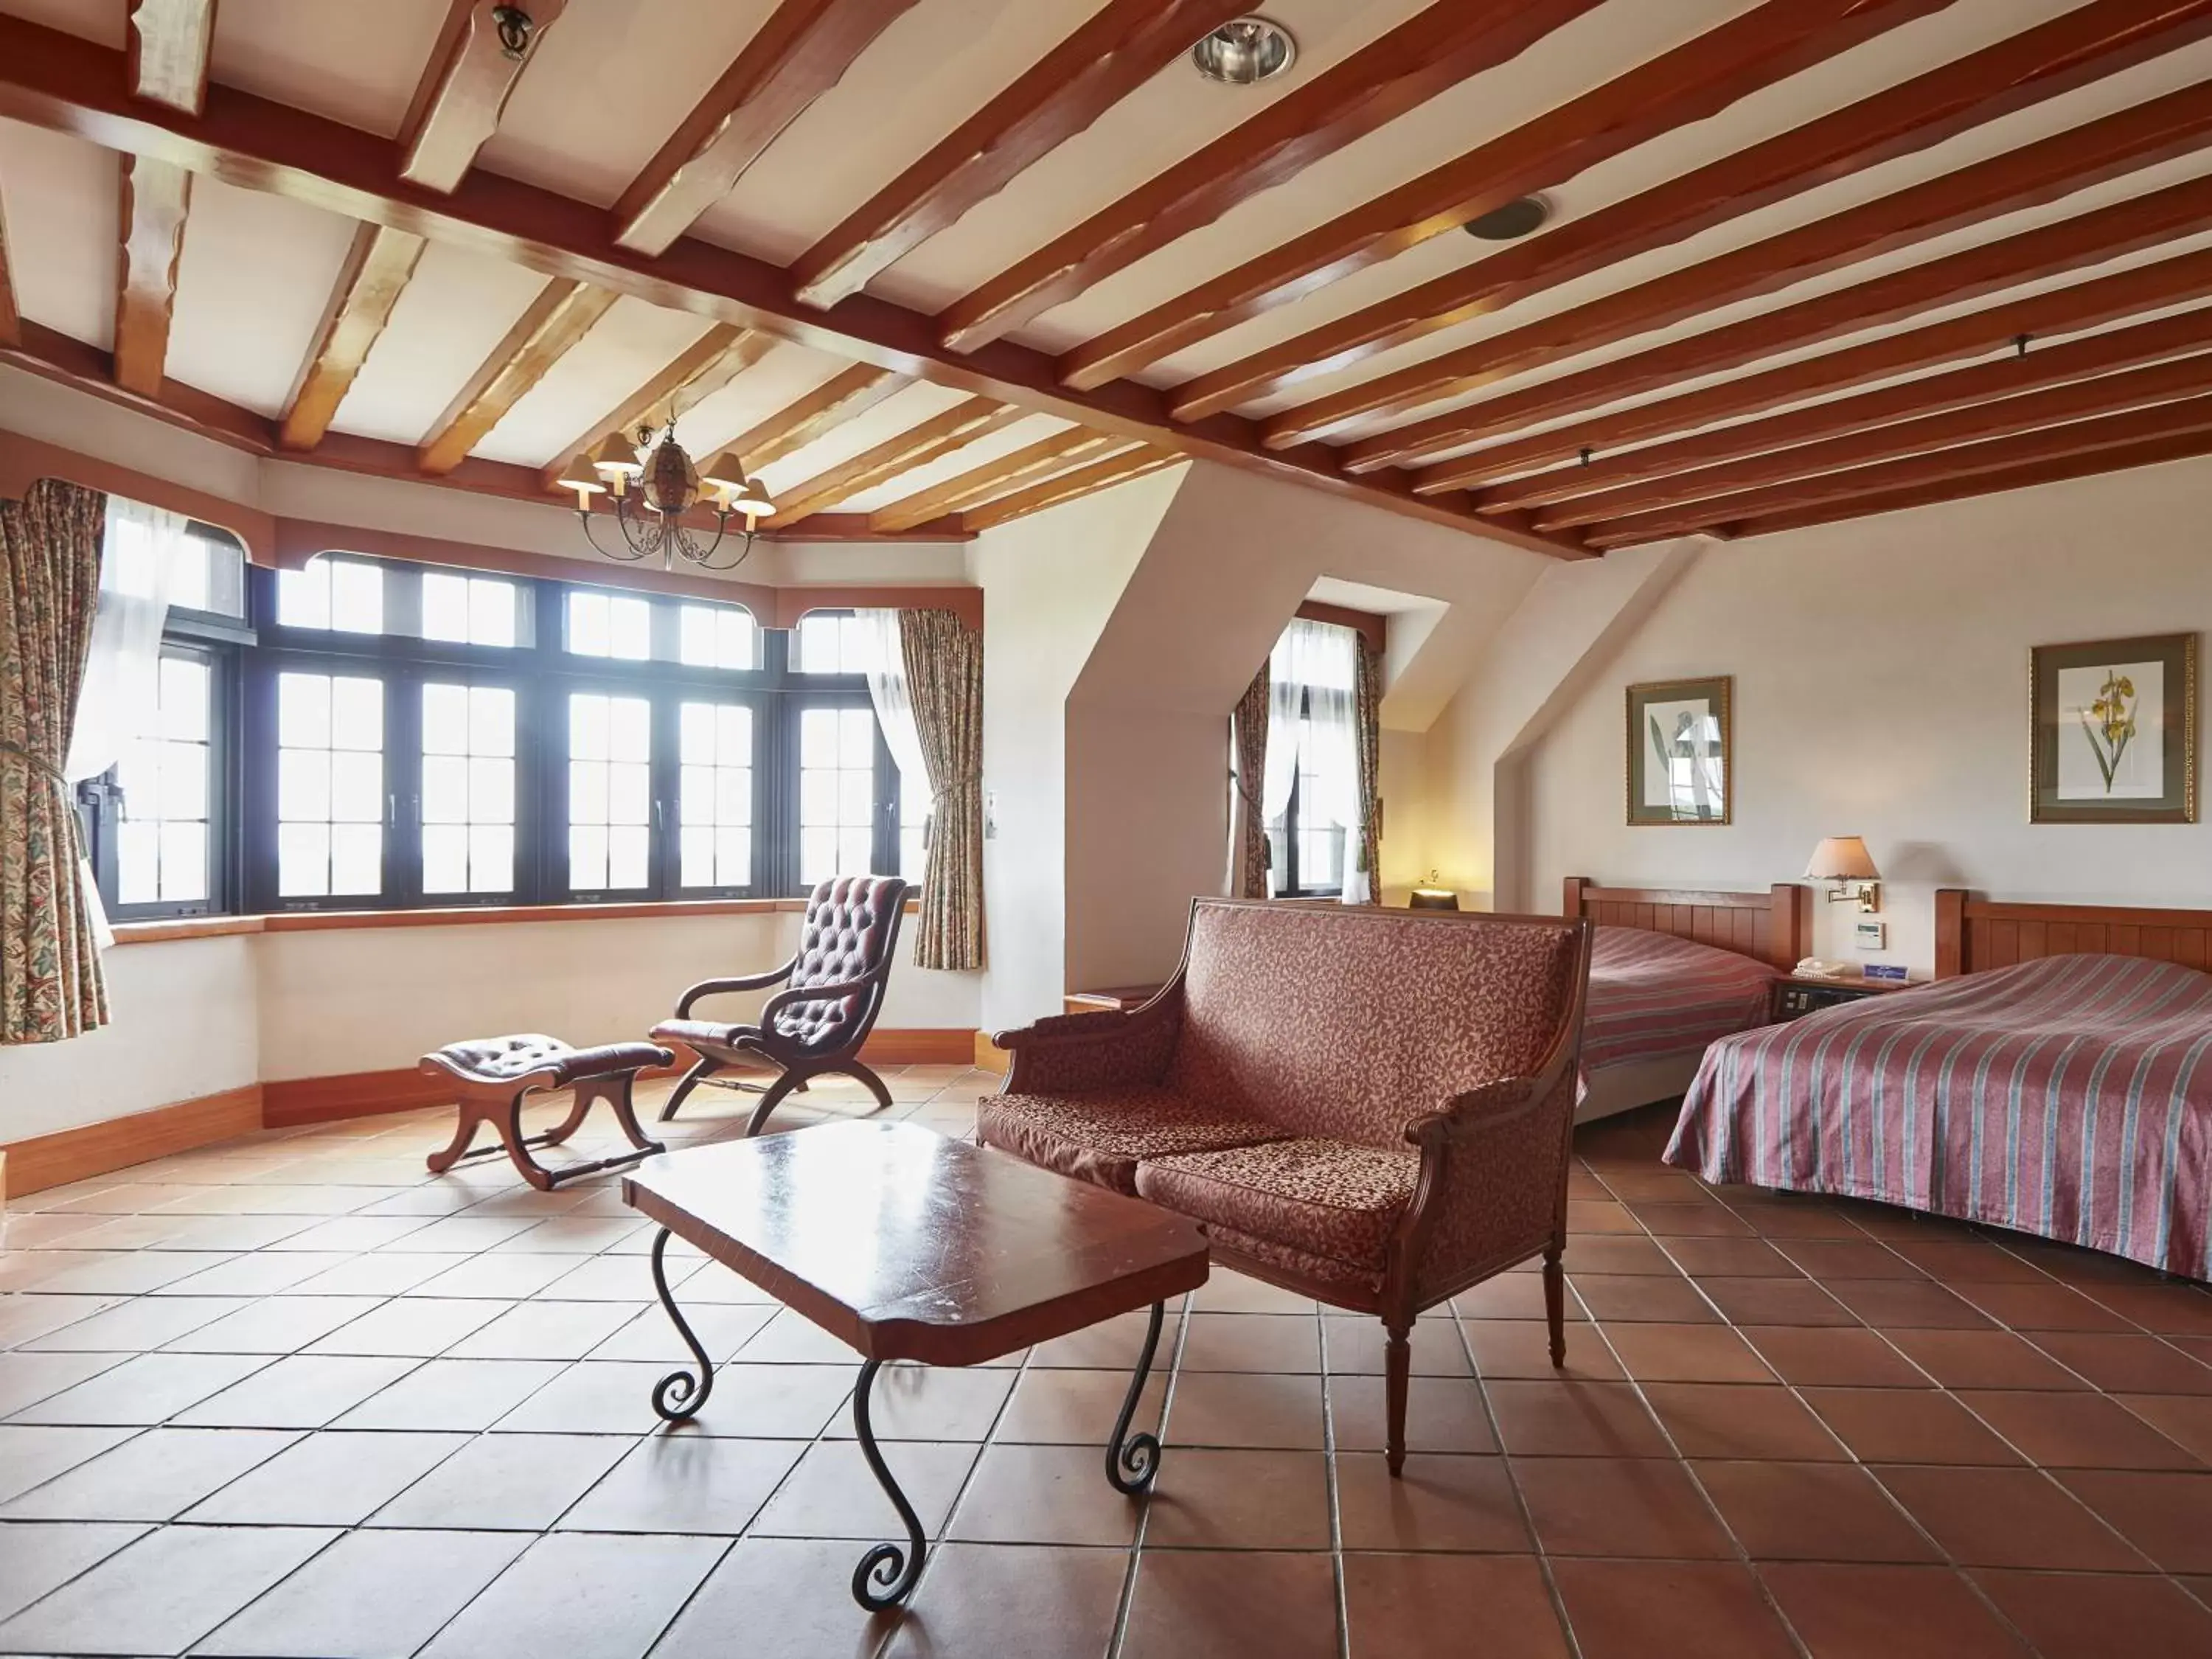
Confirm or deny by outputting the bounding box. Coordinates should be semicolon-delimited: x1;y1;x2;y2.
1627;676;1732;826
2031;633;2197;824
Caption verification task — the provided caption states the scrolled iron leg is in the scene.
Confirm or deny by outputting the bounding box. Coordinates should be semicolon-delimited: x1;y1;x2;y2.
647;1228;714;1422
849;1359;927;1610
1105;1300;1166;1495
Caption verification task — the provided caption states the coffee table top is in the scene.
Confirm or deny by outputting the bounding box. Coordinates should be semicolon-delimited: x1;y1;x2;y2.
622;1120;1209;1365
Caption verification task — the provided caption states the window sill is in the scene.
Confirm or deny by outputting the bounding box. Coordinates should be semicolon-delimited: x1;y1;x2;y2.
109;894;918;945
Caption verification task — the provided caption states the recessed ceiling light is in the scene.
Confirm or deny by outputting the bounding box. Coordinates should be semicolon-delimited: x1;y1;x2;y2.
1464;196;1553;242
1192;16;1296;86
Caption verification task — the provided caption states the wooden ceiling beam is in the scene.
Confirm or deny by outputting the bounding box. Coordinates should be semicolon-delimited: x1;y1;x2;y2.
0;13;1575;560
114;152;191;399
533;323;773;487
1542;343;2212;531
399;0;568;193
1427;244;2212;496
960;445;1182;530
1581;391;2212;546
127;0;219;116
278;222;426;451
1728;423;2212;540
765;397;1023;527
869;426;1131;532
1280;80;2212;453
614;0;919;257
7;316;268;450
1343;170;2212;476
0;172;18;348
1492;305;2212;521
417;276;616;474
794;0;1248;310
717;363;907;474
936;0;1606;354
1176;0;2212;423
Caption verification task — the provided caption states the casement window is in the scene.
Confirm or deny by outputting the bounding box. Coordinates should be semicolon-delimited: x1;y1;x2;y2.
1262;617;1359;900
86;548;916;919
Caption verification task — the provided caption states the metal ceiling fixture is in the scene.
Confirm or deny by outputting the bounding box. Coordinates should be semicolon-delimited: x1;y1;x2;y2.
557;420;774;572
490;5;536;60
1191;16;1296;85
1464;195;1553;242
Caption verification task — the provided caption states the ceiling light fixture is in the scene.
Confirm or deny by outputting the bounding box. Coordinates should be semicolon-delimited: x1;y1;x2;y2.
1192;16;1295;85
1464;195;1553;242
560;418;773;572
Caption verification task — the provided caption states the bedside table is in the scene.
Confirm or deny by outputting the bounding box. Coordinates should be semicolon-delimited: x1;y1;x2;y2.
1773;975;1913;1020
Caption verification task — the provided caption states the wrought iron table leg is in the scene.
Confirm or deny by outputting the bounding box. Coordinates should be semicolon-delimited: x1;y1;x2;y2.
647;1228;714;1422
849;1359;927;1610
1105;1299;1166;1495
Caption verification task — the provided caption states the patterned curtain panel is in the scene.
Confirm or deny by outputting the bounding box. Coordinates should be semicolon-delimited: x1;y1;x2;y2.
1231;664;1270;899
900;609;985;970
1;479;111;1043
1353;633;1383;906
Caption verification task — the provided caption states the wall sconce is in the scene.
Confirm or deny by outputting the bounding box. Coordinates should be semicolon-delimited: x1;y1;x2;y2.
1408;869;1459;911
1805;835;1881;914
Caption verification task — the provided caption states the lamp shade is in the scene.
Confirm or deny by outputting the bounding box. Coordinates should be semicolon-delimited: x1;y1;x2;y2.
1804;835;1879;882
1408;888;1459;911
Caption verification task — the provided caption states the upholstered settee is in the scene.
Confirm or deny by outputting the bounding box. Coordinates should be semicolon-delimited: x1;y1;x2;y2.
981;898;1593;1475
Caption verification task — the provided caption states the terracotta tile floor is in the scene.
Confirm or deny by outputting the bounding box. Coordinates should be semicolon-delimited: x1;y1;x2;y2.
4;1086;2212;1656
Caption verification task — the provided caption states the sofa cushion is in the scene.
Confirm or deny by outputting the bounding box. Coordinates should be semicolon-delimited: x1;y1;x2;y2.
977;1088;1289;1196
1164;903;1582;1150
1135;1137;1421;1276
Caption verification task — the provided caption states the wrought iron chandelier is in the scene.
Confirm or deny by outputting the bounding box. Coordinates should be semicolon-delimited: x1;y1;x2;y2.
556;421;774;572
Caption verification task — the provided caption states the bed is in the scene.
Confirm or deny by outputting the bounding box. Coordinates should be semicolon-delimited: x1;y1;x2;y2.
1565;877;1810;1122
1667;890;2212;1279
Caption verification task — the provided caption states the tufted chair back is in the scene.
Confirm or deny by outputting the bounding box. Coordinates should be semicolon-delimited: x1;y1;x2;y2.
772;875;911;1051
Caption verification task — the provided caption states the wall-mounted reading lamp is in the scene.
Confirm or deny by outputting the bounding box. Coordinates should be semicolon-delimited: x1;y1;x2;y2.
1805;836;1881;914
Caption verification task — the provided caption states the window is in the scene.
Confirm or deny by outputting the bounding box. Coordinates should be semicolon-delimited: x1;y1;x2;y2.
1262;619;1359;900
95;546;916;919
792;610;872;673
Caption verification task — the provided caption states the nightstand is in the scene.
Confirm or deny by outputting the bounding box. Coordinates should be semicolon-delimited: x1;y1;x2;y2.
1772;975;1913;1020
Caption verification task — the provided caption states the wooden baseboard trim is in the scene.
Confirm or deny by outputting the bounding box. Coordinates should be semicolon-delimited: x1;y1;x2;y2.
973;1029;1008;1074
1;1085;264;1197
864;1028;978;1065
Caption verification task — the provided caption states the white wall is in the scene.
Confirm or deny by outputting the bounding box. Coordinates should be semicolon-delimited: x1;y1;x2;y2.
1488;454;2212;974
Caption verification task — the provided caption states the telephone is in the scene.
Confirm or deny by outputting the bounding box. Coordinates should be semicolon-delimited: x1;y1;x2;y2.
1792;958;1860;981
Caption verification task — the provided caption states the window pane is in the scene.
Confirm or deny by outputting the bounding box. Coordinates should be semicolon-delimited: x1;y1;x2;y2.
159;658;209;742
568;590;652;661
330;824;382;893
330;560;384;634
158;822;206;902
567;693;651;891
117;821;159;905
279;672;330;748
797;700;880;891
422;824;467;893
276;560;330;629
609;596;651;661
331;678;383;750
422;756;467;824
276;671;383;899
470;579;517;647
420;683;516;897
279;821;330;897
420;571;514;646
678;604;757;669
677;700;751;889
422;572;470;642
469;825;513;893
470;687;515;757
568;591;610;656
422;683;467;754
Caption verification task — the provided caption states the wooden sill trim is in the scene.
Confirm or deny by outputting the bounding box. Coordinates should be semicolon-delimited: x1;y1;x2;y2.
111;894;922;945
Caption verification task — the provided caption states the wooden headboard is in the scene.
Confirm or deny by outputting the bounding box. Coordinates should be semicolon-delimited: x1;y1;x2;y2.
1934;889;2212;978
1563;877;1811;971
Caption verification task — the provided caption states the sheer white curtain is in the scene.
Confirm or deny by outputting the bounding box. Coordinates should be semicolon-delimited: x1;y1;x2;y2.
856;608;929;871
1262;628;1304;897
64;497;192;944
1262;618;1364;900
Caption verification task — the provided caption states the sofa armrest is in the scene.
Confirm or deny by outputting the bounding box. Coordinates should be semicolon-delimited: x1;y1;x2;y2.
995;982;1184;1093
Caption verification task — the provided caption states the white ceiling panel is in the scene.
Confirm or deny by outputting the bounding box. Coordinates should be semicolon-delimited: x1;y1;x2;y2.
756;380;974;496
838;411;1075;512
468;294;717;467
675;341;866;456
0;117;117;349
210;0;451;139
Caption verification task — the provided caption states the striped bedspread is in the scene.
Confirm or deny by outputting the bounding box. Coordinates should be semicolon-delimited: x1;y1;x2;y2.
1666;954;2212;1280
1581;926;1781;1074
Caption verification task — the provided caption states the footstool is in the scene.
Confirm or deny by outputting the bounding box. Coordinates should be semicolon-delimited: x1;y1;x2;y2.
422;1034;672;1191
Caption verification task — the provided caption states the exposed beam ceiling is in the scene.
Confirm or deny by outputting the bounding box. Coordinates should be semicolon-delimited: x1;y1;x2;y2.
126;0;220;116
869;427;1131;532
278;222;426;451
961;445;1183;530
793;0;1248;310
936;0;1610;352
398;0;568;193
1175;0;2212;424
536;323;774;487
613;0;919;257
765;397;1023;526
114;153;191;399
722;364;907;473
416;277;617;474
1494;305;2212;522
1343;171;2212;474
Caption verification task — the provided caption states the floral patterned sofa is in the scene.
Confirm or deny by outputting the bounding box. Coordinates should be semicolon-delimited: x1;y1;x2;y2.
981;897;1593;1475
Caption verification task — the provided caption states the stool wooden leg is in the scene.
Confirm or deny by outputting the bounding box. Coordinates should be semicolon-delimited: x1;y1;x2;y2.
425;1102;487;1175
598;1072;664;1156
540;1085;594;1147
493;1091;556;1192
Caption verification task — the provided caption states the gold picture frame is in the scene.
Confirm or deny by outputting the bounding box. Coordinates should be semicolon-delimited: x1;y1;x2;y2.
2030;633;2197;824
1626;676;1733;826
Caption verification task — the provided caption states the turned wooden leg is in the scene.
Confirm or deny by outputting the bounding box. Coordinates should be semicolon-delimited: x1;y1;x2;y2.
424;1101;487;1175
1543;1245;1567;1368
1384;1321;1411;1478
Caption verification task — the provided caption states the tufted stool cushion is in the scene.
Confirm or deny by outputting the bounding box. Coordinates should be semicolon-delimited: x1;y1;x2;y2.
425;1034;673;1094
775;874;906;1048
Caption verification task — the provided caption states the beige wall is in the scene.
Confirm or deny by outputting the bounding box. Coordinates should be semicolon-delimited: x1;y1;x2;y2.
1451;454;2212;974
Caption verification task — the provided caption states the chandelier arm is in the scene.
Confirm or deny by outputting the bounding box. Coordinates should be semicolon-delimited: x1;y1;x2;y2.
577;509;653;563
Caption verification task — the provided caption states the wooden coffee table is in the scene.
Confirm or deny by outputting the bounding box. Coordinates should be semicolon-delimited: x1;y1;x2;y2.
622;1119;1209;1610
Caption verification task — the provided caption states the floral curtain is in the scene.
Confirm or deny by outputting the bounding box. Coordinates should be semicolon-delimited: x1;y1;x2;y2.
1;480;111;1043
1354;631;1383;906
900;609;985;970
1229;663;1269;898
